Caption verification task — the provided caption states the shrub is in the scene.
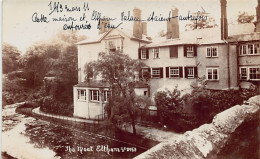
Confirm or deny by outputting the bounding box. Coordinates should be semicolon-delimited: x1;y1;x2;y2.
39;96;73;116
154;85;258;132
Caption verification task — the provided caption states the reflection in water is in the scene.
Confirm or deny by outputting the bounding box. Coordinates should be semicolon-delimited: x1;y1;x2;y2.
2;104;147;159
23;120;146;158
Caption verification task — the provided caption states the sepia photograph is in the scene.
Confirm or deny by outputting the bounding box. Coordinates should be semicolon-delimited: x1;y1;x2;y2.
1;0;260;158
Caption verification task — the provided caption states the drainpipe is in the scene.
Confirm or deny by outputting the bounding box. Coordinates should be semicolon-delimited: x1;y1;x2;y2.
223;39;230;89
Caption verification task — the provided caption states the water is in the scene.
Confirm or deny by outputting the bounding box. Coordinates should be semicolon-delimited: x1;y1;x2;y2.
2;104;147;159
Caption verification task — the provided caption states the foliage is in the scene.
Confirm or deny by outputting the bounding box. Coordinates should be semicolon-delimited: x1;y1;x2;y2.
237;11;255;24
14;30;80;115
185;11;218;30
154;79;258;132
87;51;150;135
39;96;73;116
2;77;30;106
186;85;258;125
2;43;21;74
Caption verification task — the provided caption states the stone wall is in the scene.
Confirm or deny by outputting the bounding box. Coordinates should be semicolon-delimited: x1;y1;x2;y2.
135;95;260;159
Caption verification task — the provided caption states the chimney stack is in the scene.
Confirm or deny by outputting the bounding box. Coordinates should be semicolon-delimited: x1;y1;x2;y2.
166;7;179;39
99;17;110;34
254;0;260;32
133;8;142;39
142;22;147;36
220;0;228;40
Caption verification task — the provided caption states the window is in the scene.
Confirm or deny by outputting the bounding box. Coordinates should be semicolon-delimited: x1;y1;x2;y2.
239;67;260;80
166;67;183;78
239;43;260;55
249;67;260;80
240;67;247;80
184;45;197;57
187;68;194;78
151;68;160;78
106;39;124;52
103;90;111;102
206;47;218;57
77;89;86;101
186;46;194;57
207;68;219;80
169;67;179;78
240;45;247;55
184;67;197;78
153;48;159;58
151;68;163;78
141;49;147;59
90;90;100;102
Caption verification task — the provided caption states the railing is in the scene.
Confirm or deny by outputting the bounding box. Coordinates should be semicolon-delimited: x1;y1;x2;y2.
16;107;102;133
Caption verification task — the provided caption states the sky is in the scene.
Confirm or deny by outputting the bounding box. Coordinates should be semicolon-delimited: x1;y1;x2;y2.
2;0;258;53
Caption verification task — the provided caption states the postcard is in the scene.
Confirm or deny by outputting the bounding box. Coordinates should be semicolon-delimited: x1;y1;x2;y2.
2;0;260;158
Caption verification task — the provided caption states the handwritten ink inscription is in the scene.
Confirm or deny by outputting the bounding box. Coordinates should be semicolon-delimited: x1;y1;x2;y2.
31;1;209;31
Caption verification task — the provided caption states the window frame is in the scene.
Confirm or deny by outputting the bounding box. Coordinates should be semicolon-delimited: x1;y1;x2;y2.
206;68;219;80
187;67;194;78
248;67;260;80
186;46;194;57
169;67;179;78
206;46;218;57
151;68;161;78
153;48;160;59
141;49;147;59
89;89;100;102
239;67;248;80
77;89;87;101
103;90;111;102
239;43;260;56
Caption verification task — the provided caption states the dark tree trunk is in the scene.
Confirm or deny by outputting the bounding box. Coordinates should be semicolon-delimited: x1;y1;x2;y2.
131;115;136;135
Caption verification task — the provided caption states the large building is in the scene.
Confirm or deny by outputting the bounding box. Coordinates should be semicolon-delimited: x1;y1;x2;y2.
74;0;260;119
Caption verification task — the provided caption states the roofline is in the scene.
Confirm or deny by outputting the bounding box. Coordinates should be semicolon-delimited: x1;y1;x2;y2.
142;42;228;48
76;29;113;45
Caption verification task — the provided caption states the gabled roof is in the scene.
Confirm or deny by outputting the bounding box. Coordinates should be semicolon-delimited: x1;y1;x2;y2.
76;28;152;45
144;23;257;48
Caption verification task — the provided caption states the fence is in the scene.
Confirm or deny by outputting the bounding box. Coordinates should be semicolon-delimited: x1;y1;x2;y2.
136;108;159;124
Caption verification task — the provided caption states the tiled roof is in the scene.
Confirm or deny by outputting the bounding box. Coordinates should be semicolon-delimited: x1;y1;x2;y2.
144;23;257;48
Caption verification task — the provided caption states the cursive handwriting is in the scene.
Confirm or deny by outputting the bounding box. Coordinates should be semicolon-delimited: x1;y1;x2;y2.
32;12;49;23
147;11;177;22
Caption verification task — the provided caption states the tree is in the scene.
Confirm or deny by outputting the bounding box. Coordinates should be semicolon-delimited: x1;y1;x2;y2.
185;12;218;30
154;87;182;124
87;51;150;135
2;43;21;74
237;11;255;24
